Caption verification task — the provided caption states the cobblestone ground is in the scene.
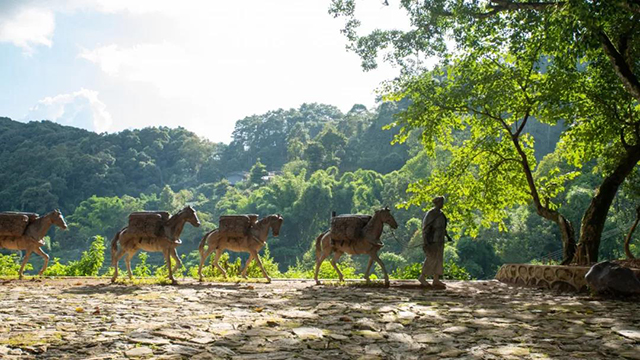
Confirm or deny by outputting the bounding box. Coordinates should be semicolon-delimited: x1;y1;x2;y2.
0;278;639;359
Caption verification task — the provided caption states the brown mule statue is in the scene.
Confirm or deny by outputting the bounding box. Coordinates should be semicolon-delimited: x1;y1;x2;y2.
198;214;283;283
0;210;68;279
111;206;200;284
314;207;398;286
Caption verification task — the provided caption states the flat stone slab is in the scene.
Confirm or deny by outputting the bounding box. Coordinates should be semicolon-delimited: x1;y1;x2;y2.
0;278;638;359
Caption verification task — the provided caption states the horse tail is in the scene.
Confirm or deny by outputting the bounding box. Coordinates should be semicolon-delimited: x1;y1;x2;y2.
199;230;213;254
111;228;123;262
315;230;329;260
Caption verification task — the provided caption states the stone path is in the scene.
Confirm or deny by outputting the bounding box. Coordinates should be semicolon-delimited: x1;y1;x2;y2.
0;278;638;359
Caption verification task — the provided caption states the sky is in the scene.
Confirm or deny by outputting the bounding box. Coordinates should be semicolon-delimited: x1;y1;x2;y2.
0;0;408;143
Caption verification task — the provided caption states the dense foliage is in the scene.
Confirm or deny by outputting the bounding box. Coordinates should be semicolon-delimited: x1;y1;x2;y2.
0;94;638;279
330;0;640;264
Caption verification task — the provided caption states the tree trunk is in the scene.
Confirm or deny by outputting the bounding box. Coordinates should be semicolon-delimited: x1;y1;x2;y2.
577;145;640;265
558;214;576;265
624;207;640;259
507;123;578;264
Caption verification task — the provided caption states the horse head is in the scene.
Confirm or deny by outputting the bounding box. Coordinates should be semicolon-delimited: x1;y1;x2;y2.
183;205;201;227
271;214;284;236
377;206;398;229
51;209;68;230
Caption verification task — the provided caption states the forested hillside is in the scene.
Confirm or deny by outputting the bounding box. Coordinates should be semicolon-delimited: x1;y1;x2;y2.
0;100;637;279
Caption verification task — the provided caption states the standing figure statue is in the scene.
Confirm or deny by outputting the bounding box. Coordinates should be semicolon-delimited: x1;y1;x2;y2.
418;196;451;289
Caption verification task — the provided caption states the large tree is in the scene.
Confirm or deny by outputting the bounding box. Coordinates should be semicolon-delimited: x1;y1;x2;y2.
388;44;580;263
330;0;640;263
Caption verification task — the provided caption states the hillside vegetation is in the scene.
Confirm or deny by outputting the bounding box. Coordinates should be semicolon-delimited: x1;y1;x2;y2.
0;100;637;278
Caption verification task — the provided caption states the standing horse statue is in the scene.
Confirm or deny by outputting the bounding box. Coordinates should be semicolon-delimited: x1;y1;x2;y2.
198;214;283;283
0;210;68;279
314;207;398;286
110;206;200;284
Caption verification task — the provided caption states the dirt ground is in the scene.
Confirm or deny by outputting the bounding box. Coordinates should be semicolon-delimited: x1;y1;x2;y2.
0;278;638;359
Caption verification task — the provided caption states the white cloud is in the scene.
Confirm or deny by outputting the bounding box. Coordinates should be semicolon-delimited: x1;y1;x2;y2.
26;89;113;133
79;43;192;98
3;1;412;142
0;6;55;54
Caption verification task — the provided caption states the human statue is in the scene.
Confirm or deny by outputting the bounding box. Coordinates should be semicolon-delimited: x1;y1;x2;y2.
418;196;452;288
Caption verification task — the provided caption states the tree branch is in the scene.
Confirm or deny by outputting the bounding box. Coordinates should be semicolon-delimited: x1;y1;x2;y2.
620;0;640;15
474;0;565;18
514;111;530;137
598;31;640;103
621;128;631;150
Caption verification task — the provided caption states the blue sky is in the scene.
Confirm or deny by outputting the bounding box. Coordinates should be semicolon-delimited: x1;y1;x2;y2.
0;1;407;143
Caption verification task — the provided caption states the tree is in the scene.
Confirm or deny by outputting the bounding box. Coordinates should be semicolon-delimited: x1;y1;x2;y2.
330;0;640;263
249;159;269;186
388;48;579;263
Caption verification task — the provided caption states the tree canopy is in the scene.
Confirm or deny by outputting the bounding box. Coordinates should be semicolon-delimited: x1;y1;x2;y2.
330;0;640;263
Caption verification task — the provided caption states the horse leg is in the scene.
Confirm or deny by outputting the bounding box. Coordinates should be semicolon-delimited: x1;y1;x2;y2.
364;257;374;283
111;248;126;283
212;250;227;279
314;234;333;285
314;249;331;285
19;250;32;280
171;248;182;275
251;249;270;283
371;252;390;287
164;249;176;285
198;240;216;281
240;253;254;279
33;247;50;276
330;251;344;283
125;251;135;280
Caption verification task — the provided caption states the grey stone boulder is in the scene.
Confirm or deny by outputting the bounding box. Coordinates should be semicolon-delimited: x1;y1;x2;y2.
585;261;640;295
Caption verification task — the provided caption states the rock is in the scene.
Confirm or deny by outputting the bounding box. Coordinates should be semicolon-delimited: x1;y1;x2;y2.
615;328;640;341
190;336;215;344
292;327;323;339
206;346;237;357
487;346;530;356
328;333;348;340
442;326;471;334
125;346;153;357
128;336;171;345
364;344;384;356
585;261;640;295
163;344;200;356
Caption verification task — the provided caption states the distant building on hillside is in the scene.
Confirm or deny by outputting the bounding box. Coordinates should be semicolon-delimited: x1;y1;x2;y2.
225;171;248;185
260;171;282;183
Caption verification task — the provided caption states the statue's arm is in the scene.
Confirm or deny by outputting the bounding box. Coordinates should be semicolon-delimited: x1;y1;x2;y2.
443;214;453;242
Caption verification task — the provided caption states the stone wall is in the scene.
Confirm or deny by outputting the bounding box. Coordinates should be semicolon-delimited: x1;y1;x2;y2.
495;264;640;293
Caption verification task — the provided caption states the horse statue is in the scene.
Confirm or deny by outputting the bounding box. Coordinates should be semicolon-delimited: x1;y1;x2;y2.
0;210;68;279
314;207;398;286
198;214;283;283
110;206;200;284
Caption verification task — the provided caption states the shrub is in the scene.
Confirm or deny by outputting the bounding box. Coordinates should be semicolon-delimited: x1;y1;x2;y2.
133;252;152;277
282;260;362;280
67;236;106;276
42;258;70;276
0;253;31;276
42;236;105;276
378;252;408;274
392;260;473;281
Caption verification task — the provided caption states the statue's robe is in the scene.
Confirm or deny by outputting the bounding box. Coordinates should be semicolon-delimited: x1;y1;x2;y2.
422;208;447;276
